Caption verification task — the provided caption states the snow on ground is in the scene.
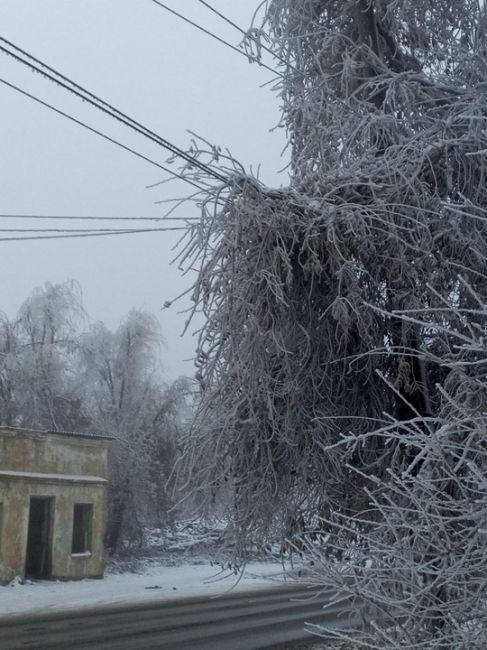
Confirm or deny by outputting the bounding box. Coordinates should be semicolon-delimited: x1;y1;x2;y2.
0;561;292;619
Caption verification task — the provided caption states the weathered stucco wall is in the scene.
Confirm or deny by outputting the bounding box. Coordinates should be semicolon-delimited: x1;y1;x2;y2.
0;428;110;584
0;476;106;584
0;428;108;478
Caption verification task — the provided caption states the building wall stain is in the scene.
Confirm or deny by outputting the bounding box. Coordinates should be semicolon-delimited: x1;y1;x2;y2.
0;427;111;584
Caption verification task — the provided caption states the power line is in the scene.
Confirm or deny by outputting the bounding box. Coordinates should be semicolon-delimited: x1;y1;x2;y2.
0;77;206;192
0;214;199;221
150;0;283;79
0;36;227;183
0;36;224;183
195;0;293;71
0;226;191;242
0;227;188;232
0;41;221;185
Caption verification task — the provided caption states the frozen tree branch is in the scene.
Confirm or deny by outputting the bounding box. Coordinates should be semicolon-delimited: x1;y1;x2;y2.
174;2;487;647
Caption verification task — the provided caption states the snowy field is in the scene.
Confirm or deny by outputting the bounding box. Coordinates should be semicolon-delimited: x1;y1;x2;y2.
0;561;291;618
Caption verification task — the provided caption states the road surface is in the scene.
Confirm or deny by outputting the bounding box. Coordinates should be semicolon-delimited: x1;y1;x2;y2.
0;584;354;649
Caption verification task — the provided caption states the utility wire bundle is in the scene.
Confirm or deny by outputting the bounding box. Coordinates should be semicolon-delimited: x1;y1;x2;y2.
0;1;294;243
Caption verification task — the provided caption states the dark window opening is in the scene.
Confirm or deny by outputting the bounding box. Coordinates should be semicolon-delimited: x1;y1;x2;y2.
71;503;93;554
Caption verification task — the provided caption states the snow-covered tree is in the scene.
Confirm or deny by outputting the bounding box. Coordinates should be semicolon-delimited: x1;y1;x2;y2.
0;285;188;551
0;311;20;426
79;310;189;549
178;1;487;646
0;281;87;430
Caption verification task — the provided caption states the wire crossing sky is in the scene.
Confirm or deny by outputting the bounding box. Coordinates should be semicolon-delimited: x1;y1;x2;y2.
0;36;228;184
0;0;287;379
0;214;199;221
0;76;207;192
150;0;283;78
195;0;294;71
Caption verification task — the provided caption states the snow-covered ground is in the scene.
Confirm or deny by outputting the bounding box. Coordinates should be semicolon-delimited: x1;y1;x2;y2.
0;561;292;618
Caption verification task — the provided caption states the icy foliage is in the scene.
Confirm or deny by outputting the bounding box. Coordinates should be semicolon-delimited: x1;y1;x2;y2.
177;1;487;647
263;0;487;178
0;284;188;551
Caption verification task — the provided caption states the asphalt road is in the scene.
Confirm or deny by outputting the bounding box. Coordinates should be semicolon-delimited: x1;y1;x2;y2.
0;584;354;650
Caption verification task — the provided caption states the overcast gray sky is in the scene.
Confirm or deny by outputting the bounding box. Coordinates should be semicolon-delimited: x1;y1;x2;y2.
0;0;287;380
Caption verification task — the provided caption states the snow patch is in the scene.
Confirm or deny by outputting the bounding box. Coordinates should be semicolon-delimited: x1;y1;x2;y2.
0;561;290;618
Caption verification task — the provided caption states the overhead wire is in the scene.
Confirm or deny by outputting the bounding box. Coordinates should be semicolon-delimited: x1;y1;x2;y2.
0;227;187;232
0;36;227;183
0;77;207;192
0;226;190;242
150;0;283;79
195;0;294;71
0;36;224;182
0;214;199;221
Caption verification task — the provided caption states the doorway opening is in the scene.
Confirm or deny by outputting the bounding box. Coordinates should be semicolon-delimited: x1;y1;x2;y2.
25;496;54;580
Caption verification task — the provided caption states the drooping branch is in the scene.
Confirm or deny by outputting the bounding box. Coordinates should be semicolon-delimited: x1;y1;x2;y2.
175;2;487;646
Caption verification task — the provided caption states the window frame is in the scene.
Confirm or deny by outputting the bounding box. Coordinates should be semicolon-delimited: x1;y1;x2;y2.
71;503;93;556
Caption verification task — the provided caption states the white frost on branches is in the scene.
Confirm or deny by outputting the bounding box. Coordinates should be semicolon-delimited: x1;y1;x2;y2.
176;1;487;647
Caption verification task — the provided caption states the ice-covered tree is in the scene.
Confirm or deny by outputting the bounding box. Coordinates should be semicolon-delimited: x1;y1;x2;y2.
0;311;20;426
178;1;487;646
0;285;188;551
0;281;87;430
79;310;189;549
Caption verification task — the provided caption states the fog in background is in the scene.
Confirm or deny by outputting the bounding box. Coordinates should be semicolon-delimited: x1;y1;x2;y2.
0;0;287;379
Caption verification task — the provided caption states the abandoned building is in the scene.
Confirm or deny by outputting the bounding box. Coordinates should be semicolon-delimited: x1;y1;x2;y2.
0;426;112;584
